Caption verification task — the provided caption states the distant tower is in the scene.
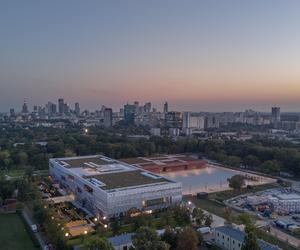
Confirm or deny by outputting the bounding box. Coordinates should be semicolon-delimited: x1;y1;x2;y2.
75;102;80;116
22;100;28;113
58;98;64;114
104;108;113;127
271;107;281;123
10;108;15;117
124;104;135;125
164;102;168;114
182;112;190;129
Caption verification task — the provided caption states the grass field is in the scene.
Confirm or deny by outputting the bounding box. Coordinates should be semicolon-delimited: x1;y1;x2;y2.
0;213;38;250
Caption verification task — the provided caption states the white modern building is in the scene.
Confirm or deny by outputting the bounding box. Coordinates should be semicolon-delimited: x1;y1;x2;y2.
49;155;182;218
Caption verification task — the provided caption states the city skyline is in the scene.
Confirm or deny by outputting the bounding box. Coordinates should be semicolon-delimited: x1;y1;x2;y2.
2;1;300;112
4;98;292;114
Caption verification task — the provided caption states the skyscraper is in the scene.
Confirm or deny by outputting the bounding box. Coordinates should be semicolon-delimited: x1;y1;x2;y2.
163;102;168;114
124;104;135;125
144;102;152;113
75;102;80;116
22;100;28;113
104;108;113;127
182;112;190;129
271;107;281;123
10;108;15;117
47;102;57;116
58;98;64;114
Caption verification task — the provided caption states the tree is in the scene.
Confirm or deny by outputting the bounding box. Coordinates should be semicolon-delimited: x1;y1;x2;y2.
0;150;11;169
83;235;114;250
259;160;280;175
243;155;260;169
161;226;178;250
192;208;206;226
204;214;213;227
239;213;260;250
223;207;232;224
132;227;169;250
241;231;261;250
176;227;198;250
16;151;28;165
225;156;241;168
227;175;245;190
172;205;191;226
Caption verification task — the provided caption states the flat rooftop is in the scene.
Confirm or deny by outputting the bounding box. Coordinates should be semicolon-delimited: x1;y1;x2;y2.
58;155;114;168
275;194;300;200
52;155;175;191
85;170;171;190
121;154;201;167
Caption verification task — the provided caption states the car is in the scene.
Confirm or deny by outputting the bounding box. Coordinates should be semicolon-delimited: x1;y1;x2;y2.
31;224;38;233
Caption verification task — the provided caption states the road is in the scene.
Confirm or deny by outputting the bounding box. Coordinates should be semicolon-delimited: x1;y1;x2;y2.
269;226;300;248
22;208;48;250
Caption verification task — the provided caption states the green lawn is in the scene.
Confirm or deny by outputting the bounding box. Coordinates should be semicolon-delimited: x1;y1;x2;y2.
0;213;38;250
1;168;26;178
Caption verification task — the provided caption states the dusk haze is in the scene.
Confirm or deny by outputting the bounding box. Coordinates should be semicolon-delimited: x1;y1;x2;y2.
1;0;300;111
2;2;300;250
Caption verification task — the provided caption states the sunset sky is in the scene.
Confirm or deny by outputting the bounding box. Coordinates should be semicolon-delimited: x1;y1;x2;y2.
1;0;300;112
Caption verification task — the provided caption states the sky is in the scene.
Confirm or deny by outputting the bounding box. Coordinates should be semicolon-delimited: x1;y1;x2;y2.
1;0;300;112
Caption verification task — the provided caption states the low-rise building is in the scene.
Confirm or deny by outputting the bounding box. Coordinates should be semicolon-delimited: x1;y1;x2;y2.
49;155;182;218
214;226;281;250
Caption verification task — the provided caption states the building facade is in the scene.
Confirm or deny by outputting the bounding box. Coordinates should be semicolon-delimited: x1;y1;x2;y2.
49;155;182;218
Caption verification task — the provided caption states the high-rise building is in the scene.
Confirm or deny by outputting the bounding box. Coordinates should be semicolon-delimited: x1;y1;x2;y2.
163;102;168;114
182;112;190;129
165;111;182;128
58;98;64;114
144;102;152;113
75;102;80;116
271;107;281;123
104;108;113;127
22;100;28;113
204;115;220;129
64;103;70;114
10;108;15;117
124;104;136;125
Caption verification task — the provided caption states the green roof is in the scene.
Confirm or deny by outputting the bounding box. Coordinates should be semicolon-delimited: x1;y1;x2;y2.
84;170;171;190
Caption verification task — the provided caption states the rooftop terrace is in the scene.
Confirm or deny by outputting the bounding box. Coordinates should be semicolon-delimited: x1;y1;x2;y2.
84;170;171;190
58;156;114;169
